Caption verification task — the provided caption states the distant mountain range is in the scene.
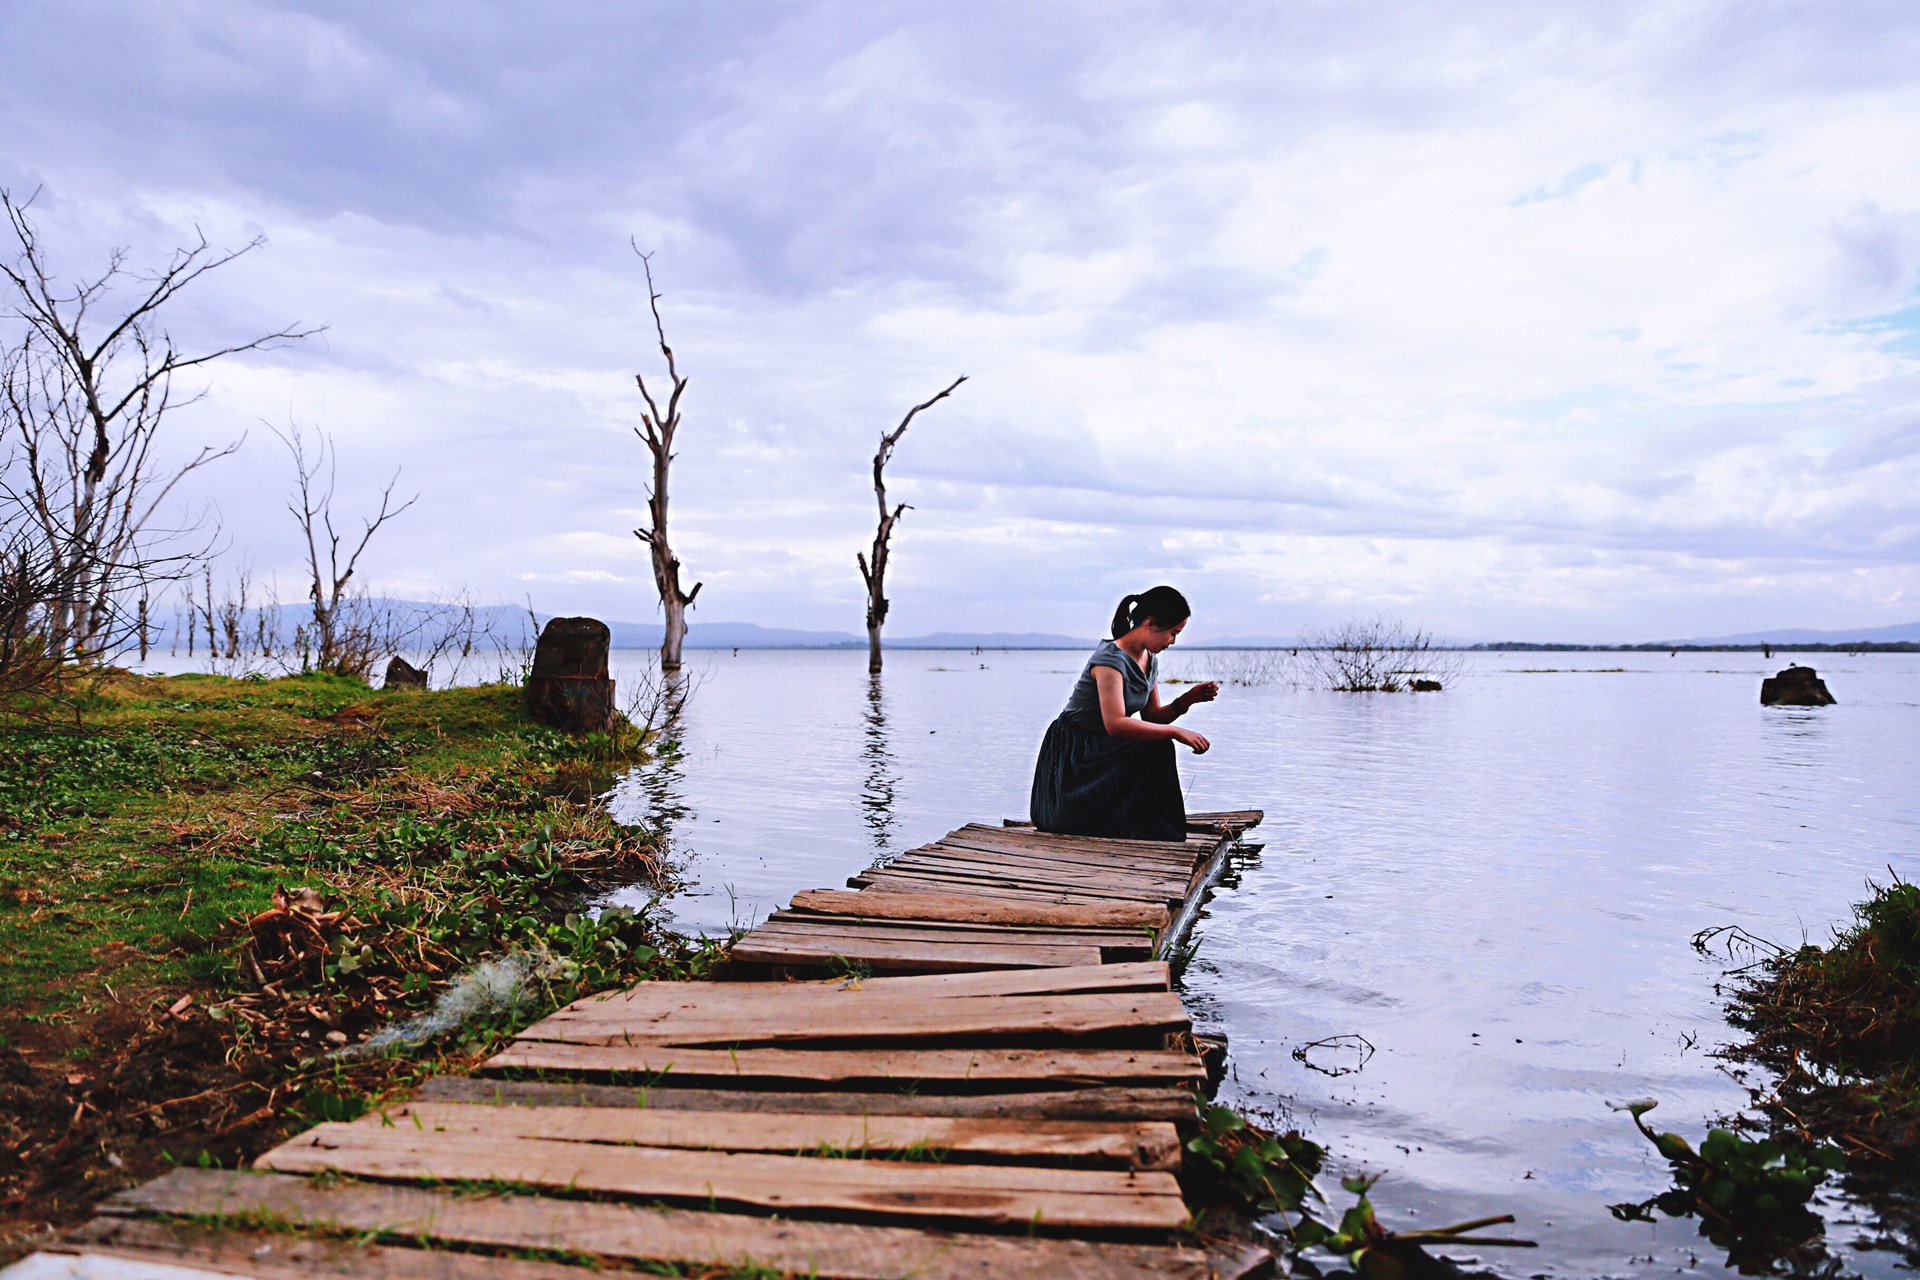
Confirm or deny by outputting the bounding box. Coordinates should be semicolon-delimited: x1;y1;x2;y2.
148;600;1920;654
1658;621;1920;646
148;601;1100;652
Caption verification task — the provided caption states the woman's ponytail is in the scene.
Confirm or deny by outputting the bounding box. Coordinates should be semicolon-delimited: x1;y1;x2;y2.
1110;585;1191;639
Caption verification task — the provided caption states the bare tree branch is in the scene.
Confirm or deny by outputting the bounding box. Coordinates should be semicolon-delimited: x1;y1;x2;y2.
0;188;318;678
274;421;417;678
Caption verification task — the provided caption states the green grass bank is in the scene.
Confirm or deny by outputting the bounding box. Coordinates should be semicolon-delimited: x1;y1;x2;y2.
0;672;716;1260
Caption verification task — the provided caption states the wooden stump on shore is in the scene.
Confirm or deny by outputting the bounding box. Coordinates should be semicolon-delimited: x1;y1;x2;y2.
525;617;616;732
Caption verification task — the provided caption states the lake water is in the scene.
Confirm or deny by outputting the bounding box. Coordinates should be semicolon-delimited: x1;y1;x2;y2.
602;647;1920;1279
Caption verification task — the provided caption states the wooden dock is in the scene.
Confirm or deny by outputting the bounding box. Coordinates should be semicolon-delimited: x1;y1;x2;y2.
34;811;1266;1280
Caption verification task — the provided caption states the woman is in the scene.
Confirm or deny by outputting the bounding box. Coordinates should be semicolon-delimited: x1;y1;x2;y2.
1030;585;1220;841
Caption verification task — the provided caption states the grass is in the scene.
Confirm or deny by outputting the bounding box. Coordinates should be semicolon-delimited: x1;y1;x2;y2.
1722;876;1920;1170
0;669;722;1258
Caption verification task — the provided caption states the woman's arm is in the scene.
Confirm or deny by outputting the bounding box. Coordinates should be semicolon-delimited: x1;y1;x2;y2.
1094;668;1209;752
1141;681;1221;724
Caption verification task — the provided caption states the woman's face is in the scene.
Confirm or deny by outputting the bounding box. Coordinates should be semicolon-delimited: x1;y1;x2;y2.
1141;618;1187;653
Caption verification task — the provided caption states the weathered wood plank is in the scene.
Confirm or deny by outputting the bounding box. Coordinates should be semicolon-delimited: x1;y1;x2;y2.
746;917;1155;957
414;1077;1202;1125
481;1040;1208;1086
571;962;1171;1012
100;1169;1267;1280
758;911;1153;944
965;823;1211;852
852;872;1132;904
349;1101;1182;1170
922;833;1203;871
64;1218;613;1280
851;866;1178;905
256;1126;1189;1231
525;990;1188;1044
887;850;1194;894
790;889;1171;931
940;830;1207;866
728;933;1105;972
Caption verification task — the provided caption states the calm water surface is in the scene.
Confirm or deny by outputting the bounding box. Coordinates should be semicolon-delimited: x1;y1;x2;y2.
604;649;1920;1278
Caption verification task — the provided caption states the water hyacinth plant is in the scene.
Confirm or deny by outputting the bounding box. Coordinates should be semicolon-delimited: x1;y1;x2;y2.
1608;1099;1845;1272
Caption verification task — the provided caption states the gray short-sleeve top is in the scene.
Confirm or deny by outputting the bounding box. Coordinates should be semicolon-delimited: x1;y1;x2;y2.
1061;639;1157;733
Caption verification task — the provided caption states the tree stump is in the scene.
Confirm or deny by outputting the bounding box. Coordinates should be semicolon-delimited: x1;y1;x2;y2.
1760;665;1835;706
383;656;429;690
525;617;616;732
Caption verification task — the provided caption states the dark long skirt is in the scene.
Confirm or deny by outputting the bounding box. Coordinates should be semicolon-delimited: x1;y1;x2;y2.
1029;714;1187;841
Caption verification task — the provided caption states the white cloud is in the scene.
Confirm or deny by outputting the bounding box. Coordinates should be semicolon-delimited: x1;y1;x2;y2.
2;1;1918;642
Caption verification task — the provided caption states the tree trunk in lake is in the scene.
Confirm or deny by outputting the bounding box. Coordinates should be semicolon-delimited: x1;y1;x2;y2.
630;252;700;672
857;376;964;675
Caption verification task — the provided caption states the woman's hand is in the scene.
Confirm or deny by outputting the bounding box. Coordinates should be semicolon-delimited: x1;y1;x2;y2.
1178;681;1221;708
1173;728;1211;754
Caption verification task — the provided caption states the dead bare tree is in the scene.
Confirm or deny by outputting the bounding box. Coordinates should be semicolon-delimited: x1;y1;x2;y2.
630;250;700;672
857;376;964;673
278;422;416;679
0;190;316;669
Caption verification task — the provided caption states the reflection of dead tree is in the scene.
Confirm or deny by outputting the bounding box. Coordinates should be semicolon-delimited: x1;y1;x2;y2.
857;376;964;674
1301;619;1462;692
0;189;315;674
630;250;700;673
279;422;416;679
623;654;698;742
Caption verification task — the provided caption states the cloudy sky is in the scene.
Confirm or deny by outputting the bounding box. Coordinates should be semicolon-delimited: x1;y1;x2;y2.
3;2;1918;643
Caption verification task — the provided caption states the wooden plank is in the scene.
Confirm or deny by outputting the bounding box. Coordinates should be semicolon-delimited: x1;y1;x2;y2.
728;934;1105;972
940;830;1206;867
746;917;1155;956
960;825;1213;855
760;911;1153;943
415;1077;1202;1125
791;889;1170;930
922;834;1203;872
853;872;1132;904
962;823;1209;853
524;990;1188;1044
481;1040;1208;1086
889;850;1194;894
920;844;1197;883
351;1101;1182;1170
852;866;1177;905
100;1169;1265;1280
571;961;1171;1012
883;844;1182;886
256;1125;1190;1231
66;1218;619;1280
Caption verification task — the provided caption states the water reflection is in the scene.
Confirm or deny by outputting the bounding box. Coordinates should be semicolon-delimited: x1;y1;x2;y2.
860;673;899;856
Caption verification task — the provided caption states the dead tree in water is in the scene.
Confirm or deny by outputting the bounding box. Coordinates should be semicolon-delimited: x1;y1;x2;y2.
630;251;700;672
857;376;964;674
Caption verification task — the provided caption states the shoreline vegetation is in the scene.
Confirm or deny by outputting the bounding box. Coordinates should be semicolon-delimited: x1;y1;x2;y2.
0;671;721;1262
1720;878;1920;1176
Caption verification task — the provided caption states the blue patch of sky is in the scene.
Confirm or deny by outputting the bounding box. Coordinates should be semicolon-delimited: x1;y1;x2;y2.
1492;385;1631;426
1509;162;1609;207
1814;295;1920;357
